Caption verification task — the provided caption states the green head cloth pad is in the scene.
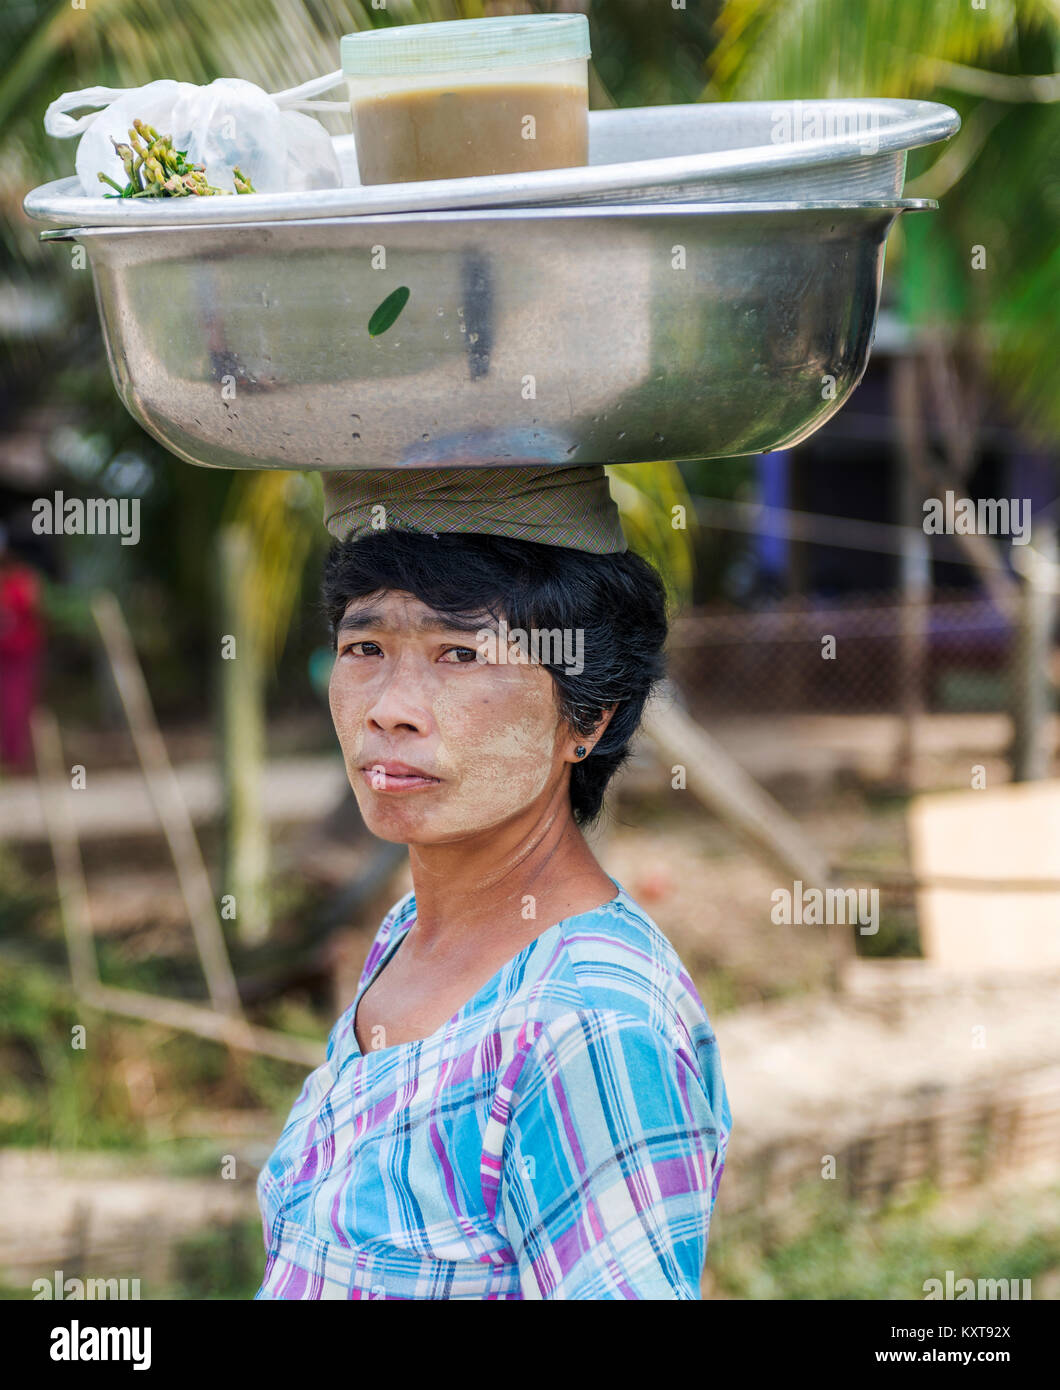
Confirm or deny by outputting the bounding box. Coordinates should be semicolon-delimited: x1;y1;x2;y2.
321;464;627;555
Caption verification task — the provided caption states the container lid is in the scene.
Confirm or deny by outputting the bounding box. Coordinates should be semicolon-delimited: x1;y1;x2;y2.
340;15;590;76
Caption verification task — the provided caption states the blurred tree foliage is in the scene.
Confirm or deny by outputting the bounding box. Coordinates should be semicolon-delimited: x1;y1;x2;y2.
706;0;1060;445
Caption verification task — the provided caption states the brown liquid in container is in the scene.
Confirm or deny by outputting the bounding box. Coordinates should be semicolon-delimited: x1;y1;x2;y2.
352;83;588;185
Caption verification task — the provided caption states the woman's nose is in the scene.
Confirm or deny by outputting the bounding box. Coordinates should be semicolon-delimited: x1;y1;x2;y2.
364;657;432;736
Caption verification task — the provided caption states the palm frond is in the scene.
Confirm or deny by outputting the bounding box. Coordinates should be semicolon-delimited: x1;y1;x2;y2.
606;461;697;611
223;470;324;675
706;0;1049;99
707;0;1060;443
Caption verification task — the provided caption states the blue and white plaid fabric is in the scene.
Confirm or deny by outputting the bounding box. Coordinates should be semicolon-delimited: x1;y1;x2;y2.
256;877;731;1300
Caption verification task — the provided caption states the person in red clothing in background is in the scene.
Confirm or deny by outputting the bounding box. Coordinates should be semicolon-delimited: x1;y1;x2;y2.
0;522;45;773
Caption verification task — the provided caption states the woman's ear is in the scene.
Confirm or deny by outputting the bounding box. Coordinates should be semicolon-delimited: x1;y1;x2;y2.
569;703;618;762
594;703;619;740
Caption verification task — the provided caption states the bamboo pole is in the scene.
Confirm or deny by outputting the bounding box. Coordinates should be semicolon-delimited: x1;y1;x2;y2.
904;340;1021;623
29;707;99;994
640;688;833;884
29;701;321;1069
216;524;270;946
82;983;322;1068
90;590;243;1019
639;688;855;986
1010;521;1058;782
892;355;932;789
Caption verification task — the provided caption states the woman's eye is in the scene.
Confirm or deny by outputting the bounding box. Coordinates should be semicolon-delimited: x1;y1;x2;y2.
339;642;478;662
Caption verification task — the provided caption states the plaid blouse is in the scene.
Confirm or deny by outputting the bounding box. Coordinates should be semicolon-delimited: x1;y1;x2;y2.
255;877;731;1300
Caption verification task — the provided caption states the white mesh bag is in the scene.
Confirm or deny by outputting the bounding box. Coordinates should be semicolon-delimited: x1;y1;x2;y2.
44;70;347;197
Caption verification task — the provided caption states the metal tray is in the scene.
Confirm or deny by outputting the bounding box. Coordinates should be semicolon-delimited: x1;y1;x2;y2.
23;99;959;228
36;199;934;472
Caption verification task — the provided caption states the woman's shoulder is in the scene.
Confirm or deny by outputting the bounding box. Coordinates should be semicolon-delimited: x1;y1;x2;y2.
513;884;731;1152
543;880;719;1057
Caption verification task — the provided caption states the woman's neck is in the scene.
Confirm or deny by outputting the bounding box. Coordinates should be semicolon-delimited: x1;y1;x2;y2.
403;782;613;959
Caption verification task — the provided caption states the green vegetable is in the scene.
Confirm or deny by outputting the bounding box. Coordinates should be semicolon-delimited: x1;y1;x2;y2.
98;119;257;198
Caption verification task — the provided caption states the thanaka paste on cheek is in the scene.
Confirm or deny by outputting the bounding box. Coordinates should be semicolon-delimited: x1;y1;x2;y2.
425;667;560;835
335;644;565;842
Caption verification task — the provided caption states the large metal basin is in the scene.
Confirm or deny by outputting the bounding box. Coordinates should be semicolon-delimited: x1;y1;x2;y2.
23;99;958;227
36;200;932;470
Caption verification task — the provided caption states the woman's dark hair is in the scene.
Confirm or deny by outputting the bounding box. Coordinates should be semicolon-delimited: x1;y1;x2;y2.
321;528;670;828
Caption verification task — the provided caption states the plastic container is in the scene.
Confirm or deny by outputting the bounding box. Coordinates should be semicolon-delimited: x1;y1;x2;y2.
340;15;590;186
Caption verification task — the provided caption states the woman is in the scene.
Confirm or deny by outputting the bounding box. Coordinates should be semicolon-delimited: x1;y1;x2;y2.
256;465;731;1300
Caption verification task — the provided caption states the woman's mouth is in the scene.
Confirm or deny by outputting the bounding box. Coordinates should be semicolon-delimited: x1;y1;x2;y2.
360;763;441;792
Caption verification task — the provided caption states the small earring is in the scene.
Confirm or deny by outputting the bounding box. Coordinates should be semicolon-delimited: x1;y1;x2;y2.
575;746;587;759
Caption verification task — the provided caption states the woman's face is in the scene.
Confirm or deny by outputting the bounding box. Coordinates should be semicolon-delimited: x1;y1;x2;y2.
329;589;576;844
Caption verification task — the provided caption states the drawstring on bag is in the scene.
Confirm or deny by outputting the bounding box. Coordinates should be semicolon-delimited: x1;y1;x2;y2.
43;71;350;197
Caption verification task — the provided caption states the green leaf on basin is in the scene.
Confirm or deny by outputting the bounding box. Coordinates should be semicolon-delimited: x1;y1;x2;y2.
368;286;410;337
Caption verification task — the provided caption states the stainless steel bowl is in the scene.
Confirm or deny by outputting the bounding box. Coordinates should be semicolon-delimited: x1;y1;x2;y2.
37;200;934;471
23;99;959;228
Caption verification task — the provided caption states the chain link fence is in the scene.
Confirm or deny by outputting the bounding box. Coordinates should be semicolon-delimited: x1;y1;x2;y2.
668;588;1022;718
